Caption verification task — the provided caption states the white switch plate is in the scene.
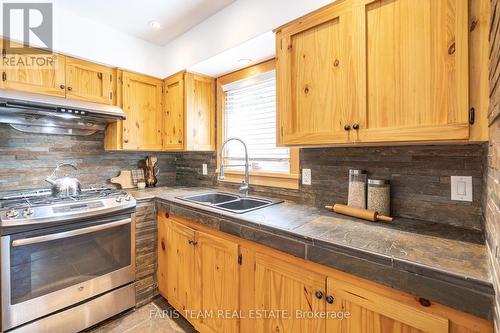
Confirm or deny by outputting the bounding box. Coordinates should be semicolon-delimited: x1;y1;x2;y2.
450;176;472;202
302;168;312;185
202;164;208;176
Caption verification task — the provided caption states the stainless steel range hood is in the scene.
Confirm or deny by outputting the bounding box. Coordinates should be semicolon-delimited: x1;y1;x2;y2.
0;89;126;135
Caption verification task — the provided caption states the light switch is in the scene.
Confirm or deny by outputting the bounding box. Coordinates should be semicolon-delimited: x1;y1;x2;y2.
451;176;472;202
202;164;208;176
302;168;312;185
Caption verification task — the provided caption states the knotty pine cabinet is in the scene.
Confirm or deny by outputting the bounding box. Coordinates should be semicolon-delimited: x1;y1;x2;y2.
65;57;115;104
157;213;239;333
164;71;215;151
157;212;493;333
276;0;488;146
1;39;115;104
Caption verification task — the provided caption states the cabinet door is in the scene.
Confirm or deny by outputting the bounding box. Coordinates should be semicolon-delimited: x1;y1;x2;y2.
185;73;215;151
1;40;66;97
122;71;163;150
165;219;196;313
194;231;239;333
356;0;469;142
65;57;114;104
276;2;358;146
253;252;326;333
326;278;449;332
164;72;185;150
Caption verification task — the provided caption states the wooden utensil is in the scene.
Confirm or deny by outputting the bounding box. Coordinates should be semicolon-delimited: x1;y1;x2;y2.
111;170;135;189
325;204;393;223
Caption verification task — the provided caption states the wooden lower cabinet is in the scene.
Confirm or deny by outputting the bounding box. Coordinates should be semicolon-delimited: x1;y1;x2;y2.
327;278;448;333
252;252;326;333
157;212;493;333
157;214;240;332
195;232;239;333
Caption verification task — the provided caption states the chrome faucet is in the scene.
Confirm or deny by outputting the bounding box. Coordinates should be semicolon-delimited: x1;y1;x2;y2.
219;137;250;196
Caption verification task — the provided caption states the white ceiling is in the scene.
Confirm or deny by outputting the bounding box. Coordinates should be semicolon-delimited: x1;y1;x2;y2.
54;0;236;45
188;32;275;77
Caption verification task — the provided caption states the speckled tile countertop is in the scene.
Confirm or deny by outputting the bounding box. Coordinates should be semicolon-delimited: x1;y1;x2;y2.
128;186;495;319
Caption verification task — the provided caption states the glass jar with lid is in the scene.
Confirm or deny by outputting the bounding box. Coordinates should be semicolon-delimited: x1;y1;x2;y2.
348;169;367;208
367;179;391;216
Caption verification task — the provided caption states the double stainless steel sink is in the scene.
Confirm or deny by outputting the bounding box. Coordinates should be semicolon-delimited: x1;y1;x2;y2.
177;192;283;214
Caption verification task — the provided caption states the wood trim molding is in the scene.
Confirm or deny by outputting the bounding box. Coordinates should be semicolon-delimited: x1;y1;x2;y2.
216;59;300;190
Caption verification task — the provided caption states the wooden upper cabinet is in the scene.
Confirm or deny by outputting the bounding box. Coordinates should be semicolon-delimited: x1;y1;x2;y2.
163;71;215;151
65;57;115;104
276;0;474;145
253;252;326;333
326;278;449;333
185;73;215;151
194;231;239;333
164;72;185;150
1;40;66;97
276;1;359;146
355;0;470;143
121;71;163;150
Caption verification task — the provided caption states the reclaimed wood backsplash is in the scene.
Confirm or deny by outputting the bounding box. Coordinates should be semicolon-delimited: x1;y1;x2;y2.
486;0;500;328
0;124;177;193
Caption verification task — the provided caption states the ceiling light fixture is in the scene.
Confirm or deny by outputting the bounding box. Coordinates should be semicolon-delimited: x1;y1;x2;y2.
238;58;253;66
149;20;161;29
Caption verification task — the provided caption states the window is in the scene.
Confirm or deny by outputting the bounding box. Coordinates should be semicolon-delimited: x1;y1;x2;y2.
217;60;299;189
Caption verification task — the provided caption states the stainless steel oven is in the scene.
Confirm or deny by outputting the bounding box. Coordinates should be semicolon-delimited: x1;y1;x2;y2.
1;212;136;332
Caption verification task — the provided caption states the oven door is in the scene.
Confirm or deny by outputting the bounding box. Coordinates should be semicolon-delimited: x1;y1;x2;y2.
1;213;135;331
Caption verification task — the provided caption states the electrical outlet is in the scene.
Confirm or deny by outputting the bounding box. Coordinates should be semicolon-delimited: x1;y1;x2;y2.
302;168;312;185
202;164;208;176
450;176;472;202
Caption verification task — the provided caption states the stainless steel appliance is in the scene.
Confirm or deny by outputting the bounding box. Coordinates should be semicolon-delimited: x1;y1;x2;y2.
0;188;136;333
0;89;126;136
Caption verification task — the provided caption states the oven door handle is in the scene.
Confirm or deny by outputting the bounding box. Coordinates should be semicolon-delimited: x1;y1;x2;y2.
11;218;132;247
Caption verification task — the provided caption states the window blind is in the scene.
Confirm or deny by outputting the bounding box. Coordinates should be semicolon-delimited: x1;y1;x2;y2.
222;70;290;174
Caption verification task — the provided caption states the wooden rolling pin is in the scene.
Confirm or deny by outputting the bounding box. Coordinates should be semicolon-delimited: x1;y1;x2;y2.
325;204;393;223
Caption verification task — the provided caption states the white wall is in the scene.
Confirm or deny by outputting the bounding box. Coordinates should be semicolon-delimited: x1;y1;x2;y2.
163;0;334;77
1;0;335;78
0;0;165;78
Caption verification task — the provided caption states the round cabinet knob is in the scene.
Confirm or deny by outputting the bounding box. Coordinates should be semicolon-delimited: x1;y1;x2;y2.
326;295;335;304
67;86;73;91
352;123;360;130
161;240;166;251
315;291;323;299
59;84;65;89
344;124;351;131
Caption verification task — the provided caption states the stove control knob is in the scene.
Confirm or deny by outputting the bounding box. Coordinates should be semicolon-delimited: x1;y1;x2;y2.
6;208;19;219
23;207;34;216
116;196;123;203
125;195;132;201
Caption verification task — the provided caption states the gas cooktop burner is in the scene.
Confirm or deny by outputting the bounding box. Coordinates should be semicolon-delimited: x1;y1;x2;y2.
0;187;136;229
0;188;125;209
